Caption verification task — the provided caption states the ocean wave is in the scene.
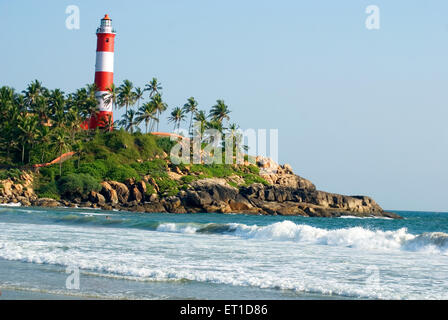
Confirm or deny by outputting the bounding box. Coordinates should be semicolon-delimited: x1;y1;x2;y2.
155;220;448;253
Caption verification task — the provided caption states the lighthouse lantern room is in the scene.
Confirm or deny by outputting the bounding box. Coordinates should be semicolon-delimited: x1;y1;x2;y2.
89;14;116;129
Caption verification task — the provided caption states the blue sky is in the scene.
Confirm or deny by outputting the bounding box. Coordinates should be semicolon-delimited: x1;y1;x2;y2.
1;0;447;211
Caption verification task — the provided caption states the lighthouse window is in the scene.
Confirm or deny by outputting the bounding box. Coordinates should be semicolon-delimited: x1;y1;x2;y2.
106;38;109;43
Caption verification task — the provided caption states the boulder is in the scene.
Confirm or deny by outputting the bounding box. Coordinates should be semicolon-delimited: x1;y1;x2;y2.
89;191;106;205
190;178;238;204
136;180;147;194
108;181;129;203
100;182;119;205
33;198;61;208
130;186;143;203
162;196;182;212
143;201;167;213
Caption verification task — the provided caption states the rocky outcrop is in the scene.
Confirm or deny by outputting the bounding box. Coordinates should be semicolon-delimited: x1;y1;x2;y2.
1;160;401;219
0;171;37;205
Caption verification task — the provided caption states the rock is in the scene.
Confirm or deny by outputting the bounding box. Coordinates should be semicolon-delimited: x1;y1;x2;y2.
190;178;238;204
175;166;183;175
143;201;167;213
167;171;182;181
107;181;129;203
229;194;253;211
101;204;113;211
181;190;212;209
89;191;106;205
0;180;13;197
79;201;93;208
33;198;61;208
16;196;31;207
162;196;182;212
137;180;146;194
144;176;160;193
226;174;245;186
100;182;119;205
130;186;143;203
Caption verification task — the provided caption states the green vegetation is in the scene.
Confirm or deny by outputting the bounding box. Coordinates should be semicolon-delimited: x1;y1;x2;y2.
57;173;101;198
0;78;266;201
0;168;23;181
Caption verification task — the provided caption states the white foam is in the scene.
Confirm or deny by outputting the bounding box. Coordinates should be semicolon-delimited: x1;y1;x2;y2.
156;223;198;234
1;220;448;300
148;220;448;254
0;203;22;207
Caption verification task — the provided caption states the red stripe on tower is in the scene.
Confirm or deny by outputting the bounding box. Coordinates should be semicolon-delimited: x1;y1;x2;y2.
89;14;116;130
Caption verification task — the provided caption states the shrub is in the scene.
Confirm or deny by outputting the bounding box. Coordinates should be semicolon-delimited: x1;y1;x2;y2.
134;133;161;159
156;137;176;154
0;168;23;181
145;183;156;195
106;164;139;182
242;173;269;186
77;160;108;180
36;181;60;200
157;177;180;196
57;173;101;198
247;165;260;175
131;159;167;177
180;175;197;185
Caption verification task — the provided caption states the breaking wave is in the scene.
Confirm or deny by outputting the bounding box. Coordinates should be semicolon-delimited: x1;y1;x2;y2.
156;220;448;253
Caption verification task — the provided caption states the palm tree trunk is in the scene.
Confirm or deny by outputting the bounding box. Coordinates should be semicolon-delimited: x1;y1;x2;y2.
59;148;63;176
22;144;25;164
125;104;129;131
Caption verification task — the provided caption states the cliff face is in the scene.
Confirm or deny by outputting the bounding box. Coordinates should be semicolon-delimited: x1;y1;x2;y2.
0;158;401;219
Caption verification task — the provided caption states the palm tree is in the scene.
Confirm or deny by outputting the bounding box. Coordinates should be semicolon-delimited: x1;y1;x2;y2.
144;78;162;97
136;102;158;133
209;99;231;125
37;125;51;163
23;80;46;109
119;109;138;134
134;87;144;109
102;83;118;111
183;97;198;136
151;94;167;132
117;80;136;131
101;116;117;132
193;110;207;137
168;107;185;132
17;113;39;163
51;129;70;175
48;89;66;127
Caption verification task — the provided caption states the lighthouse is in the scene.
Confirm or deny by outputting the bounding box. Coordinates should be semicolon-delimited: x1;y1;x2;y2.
89;14;116;129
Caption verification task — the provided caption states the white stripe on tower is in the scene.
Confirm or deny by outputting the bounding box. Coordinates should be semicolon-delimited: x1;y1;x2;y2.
95;91;113;112
95;52;114;73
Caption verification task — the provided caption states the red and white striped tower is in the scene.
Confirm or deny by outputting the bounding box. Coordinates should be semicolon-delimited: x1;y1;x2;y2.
89;14;116;129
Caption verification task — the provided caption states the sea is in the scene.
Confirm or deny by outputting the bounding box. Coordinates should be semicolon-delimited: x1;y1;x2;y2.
0;205;447;300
